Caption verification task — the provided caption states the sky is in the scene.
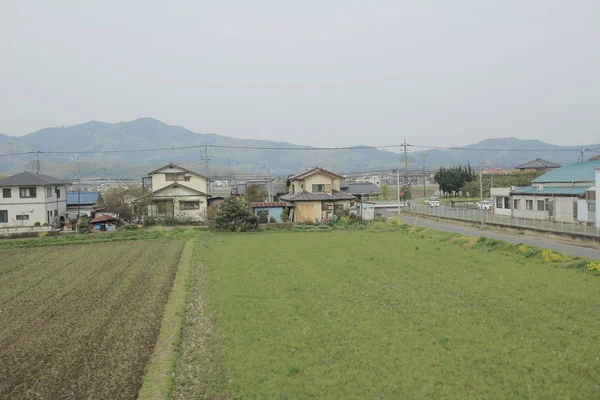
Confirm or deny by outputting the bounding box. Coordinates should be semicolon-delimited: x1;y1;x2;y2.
1;0;599;147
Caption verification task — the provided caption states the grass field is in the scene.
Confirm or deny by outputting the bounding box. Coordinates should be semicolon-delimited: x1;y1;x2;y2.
0;239;186;399
174;230;600;399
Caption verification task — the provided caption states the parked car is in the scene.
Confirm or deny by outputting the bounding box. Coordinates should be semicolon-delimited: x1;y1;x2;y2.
425;196;440;207
477;200;492;211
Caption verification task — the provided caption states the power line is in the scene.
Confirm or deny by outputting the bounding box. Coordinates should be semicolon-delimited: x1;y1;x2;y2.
1;142;598;158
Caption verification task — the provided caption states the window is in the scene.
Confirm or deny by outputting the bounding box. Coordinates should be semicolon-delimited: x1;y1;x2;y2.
526;200;533;210
312;184;325;192
46;187;52;197
588;202;596;213
537;200;545;211
0;210;7;222
504;197;510;209
2;188;10;198
257;210;269;218
513;199;521;209
20;187;36;198
496;197;503;209
180;201;200;210
184;175;191;181
16;214;29;220
165;173;185;182
56;188;61;198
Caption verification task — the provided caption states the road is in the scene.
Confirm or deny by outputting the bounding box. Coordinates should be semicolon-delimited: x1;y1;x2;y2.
397;214;600;259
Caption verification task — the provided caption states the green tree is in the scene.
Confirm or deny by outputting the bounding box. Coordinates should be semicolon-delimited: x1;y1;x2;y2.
245;184;268;203
380;183;390;200
400;185;412;200
214;197;258;231
434;164;476;195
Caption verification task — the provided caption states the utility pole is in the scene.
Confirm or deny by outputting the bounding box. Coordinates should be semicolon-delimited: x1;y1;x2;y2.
421;152;428;197
264;164;272;202
34;151;41;174
76;156;81;232
202;145;211;194
396;167;400;215
403;139;409;207
489;158;497;198
479;158;484;228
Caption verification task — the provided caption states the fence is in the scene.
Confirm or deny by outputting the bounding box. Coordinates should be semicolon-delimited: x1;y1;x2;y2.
410;204;600;239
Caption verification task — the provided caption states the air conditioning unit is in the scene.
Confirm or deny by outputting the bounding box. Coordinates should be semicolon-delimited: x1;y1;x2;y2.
537;184;545;192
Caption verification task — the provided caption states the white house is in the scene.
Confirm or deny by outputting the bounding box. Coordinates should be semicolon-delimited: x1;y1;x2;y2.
0;172;69;227
144;164;208;222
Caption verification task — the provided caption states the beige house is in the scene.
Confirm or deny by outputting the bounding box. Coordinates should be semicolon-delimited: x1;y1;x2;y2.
145;164;208;222
280;168;355;223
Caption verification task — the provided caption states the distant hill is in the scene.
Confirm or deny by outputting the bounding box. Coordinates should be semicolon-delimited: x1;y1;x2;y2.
0;118;596;178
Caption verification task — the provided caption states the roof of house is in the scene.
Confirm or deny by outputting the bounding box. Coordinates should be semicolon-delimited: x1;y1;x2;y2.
532;161;600;184
516;158;562;169
250;202;295;208
288;167;344;181
512;186;589;196
90;214;118;223
280;190;356;202
0;171;70;186
341;182;381;195
150;182;207;197
148;163;207;178
231;180;278;196
66;191;101;206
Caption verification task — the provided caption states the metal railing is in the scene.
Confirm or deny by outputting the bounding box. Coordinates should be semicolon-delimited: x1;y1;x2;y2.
410;204;600;238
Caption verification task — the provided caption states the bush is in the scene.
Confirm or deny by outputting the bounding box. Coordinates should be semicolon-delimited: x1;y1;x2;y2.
269;216;276;224
214;197;258;232
280;208;290;222
42;222;49;226
258;213;269;224
38;231;48;238
143;216;157;227
34;222;41;227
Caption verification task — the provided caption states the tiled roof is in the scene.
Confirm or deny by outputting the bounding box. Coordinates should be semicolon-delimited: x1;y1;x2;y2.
90;214;118;223
343;183;381;195
288;168;344;181
250;202;293;208
532;161;600;184
512;186;589;196
280;190;356;201
0;172;69;186
148;163;206;178
66;192;101;206
516;158;561;169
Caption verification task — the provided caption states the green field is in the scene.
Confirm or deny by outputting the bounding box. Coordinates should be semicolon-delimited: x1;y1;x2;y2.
0;239;186;399
173;230;600;399
2;226;600;399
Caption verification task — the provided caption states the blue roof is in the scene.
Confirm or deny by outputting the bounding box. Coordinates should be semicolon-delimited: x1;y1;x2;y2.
533;161;600;184
66;191;101;206
513;186;588;196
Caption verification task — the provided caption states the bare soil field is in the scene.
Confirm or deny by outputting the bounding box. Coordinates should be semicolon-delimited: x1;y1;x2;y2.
0;239;186;399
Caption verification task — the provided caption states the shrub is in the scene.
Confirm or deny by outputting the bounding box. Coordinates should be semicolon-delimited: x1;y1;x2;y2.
143;216;157;227
280;208;290;222
587;261;600;272
42;222;49;226
214;197;258;232
34;222;41;227
38;231;48;238
303;219;316;225
258;213;269;224
269;216;276;224
541;249;565;263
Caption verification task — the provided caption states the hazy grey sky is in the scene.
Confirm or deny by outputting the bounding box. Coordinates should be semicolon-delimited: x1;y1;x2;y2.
1;1;599;147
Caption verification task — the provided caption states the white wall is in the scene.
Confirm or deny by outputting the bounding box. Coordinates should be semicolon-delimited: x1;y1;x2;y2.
0;185;67;227
151;167;207;193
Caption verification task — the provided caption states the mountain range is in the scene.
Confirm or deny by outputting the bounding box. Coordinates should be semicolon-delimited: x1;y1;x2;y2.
0;118;596;179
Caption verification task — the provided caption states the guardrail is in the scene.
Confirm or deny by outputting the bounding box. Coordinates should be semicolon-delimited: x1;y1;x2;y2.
410;204;600;239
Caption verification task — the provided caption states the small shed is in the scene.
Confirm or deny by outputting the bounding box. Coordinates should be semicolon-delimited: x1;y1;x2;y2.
90;214;119;231
353;201;375;220
250;202;294;223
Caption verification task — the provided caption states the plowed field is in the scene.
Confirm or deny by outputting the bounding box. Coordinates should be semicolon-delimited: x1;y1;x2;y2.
0;239;186;399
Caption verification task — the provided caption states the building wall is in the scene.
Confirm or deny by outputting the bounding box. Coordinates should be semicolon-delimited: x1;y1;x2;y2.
151;169;207;193
253;206;284;222
291;174;341;193
66;204;95;218
511;194;551;221
293;201;322;223
596;169;600;227
0;185;67;227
